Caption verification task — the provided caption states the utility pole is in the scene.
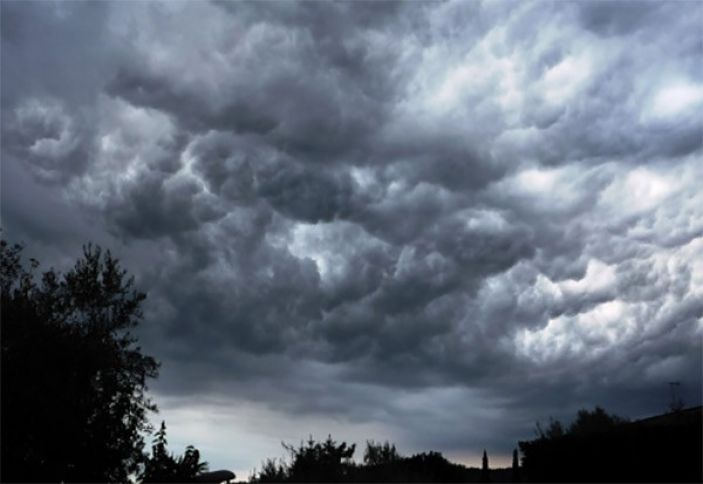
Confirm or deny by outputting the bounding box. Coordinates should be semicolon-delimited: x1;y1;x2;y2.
512;448;521;482
668;381;683;412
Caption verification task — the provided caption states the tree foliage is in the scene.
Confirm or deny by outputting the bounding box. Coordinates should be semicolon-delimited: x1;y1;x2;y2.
285;435;356;482
252;436;485;483
254;458;288;483
363;440;400;466
534;417;565;440
532;406;627;442
568;406;627;435
141;421;209;483
1;240;159;482
251;435;356;482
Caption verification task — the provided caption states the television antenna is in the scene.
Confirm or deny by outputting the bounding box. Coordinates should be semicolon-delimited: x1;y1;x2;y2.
668;381;683;412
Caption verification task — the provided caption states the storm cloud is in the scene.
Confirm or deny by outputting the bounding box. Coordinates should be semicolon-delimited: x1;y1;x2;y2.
2;0;702;477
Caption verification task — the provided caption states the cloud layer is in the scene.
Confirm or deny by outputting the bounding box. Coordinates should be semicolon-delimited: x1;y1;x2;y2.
2;0;702;476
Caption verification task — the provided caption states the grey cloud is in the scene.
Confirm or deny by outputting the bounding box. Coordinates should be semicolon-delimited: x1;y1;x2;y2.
386;141;509;193
105;1;408;164
370;248;461;317
133;211;323;360
0;155;103;253
258;164;356;223
0;1;115;108
106;69;280;136
298;222;398;311
354;182;464;246
430;212;535;274
577;1;664;37
2;98;96;183
188;132;263;204
106;172;225;239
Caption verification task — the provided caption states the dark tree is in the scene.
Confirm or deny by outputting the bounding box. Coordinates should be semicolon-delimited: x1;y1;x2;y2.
0;240;159;482
363;440;400;466
534;417;565;440
254;436;484;483
178;445;209;479
141;421;209;483
253;435;357;482
284;435;356;482
481;449;491;483
142;421;179;482
252;458;288;483
567;406;626;435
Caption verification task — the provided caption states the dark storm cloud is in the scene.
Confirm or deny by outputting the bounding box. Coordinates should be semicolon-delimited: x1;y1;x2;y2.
258;164;356;223
104;1;412;166
2;0;702;474
1;1;123;182
106;171;224;239
578;1;663;37
106;69;281;136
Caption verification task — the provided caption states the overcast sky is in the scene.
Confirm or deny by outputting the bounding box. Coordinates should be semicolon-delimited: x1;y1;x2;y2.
2;0;702;479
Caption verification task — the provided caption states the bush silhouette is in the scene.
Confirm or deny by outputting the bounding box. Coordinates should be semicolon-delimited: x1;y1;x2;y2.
253;437;487;483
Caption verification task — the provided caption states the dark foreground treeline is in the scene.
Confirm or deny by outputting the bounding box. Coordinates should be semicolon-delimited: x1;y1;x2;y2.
250;438;515;483
247;406;703;484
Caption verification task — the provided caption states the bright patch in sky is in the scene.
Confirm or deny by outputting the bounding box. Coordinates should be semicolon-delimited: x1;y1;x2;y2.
560;259;616;296
288;222;333;279
649;81;703;119
542;54;593;105
600;167;677;215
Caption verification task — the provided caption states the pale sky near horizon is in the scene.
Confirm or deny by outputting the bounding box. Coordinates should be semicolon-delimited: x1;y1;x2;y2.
2;0;702;479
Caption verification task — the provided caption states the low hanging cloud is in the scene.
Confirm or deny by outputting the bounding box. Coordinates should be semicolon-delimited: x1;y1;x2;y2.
2;0;701;476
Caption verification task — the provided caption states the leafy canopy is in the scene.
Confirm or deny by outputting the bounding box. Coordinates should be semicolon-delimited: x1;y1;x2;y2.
141;421;209;483
1;240;159;482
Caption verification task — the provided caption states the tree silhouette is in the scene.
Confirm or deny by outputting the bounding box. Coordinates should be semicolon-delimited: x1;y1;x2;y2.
142;422;179;482
534;417;565;440
155;421;170;456
253;434;520;483
284;435;356;482
253;458;288;483
1;240;159;482
568;406;626;435
363;440;400;466
480;449;491;482
141;421;209;483
178;445;209;478
252;435;360;482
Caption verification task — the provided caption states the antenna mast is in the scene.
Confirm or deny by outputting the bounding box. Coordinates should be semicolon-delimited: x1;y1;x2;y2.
668;381;683;412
